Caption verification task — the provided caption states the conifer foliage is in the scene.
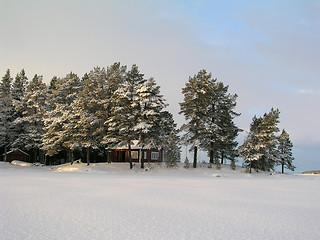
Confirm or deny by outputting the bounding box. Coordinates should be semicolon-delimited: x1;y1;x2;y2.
0;69;13;159
240;108;295;173
277;129;295;173
1;64;176;168
1;66;295;172
179;69;241;168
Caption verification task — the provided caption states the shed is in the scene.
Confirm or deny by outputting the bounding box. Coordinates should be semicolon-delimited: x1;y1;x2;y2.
2;149;29;162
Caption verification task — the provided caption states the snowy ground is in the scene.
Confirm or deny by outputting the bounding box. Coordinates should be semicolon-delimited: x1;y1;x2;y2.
1;162;319;240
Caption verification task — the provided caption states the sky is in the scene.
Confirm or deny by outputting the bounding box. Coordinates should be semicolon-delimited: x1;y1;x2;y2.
1;0;319;172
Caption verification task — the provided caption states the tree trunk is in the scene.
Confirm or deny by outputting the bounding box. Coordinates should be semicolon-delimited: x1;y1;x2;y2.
107;149;111;164
86;147;90;166
128;143;133;169
282;162;284;174
249;160;252;173
209;142;214;164
69;149;74;165
221;151;224;165
33;148;38;163
141;149;144;169
193;146;197;168
4;145;8;162
159;148;163;162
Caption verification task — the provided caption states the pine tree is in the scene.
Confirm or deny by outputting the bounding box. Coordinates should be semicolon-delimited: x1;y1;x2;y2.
69;68;108;165
12;69;28;108
42;72;82;162
0;69;13;159
257;108;280;171
104;65;146;169
240;109;280;172
180;69;241;168
179;69;210;168
15;74;47;162
239;116;263;173
102;62;127;162
277;129;295;173
11;69;29;153
202;81;241;166
158;111;180;163
166;130;181;168
134;77;167;168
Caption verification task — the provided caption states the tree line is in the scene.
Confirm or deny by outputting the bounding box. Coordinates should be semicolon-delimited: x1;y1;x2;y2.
0;65;294;172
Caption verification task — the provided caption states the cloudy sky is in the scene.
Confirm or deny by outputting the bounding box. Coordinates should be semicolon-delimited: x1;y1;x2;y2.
1;0;319;172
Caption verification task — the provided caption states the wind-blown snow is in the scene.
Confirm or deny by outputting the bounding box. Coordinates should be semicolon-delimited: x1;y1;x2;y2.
0;162;319;240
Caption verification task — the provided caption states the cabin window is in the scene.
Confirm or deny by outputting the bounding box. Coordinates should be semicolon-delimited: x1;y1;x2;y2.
131;151;138;159
151;152;159;160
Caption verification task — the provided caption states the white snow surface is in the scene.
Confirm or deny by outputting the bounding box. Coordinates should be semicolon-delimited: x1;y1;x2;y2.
1;162;319;240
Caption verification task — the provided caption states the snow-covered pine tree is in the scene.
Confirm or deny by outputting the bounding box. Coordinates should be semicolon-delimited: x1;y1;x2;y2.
0;69;13;159
104;62;127;162
134;77;167;168
69;68;108;165
202;81;241;166
240;108;280;172
106;62;127;97
16;74;47;162
239;116;263;173
277;129;295;173
166;130;181;168
257;108;280;171
12;69;28;111
158;111;180;164
104;65;146;169
11;69;29;152
42;72;82;163
179;69;210;168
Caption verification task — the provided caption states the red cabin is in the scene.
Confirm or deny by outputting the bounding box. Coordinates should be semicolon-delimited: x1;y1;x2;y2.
2;149;29;163
111;140;162;163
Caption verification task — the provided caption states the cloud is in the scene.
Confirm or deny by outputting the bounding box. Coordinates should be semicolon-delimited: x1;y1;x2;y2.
298;89;320;95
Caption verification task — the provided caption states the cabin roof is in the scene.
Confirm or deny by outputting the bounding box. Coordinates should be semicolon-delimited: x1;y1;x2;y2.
2;149;29;156
113;140;157;150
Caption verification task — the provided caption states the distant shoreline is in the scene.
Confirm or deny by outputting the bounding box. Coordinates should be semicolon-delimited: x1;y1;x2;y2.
302;170;320;175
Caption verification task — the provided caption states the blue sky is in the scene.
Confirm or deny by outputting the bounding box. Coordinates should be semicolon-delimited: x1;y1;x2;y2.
1;0;319;172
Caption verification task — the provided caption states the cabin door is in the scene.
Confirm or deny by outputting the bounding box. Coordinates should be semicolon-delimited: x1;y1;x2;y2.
117;151;126;162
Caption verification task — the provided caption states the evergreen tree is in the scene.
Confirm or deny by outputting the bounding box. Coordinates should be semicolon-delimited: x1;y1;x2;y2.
239;116;263;173
12;69;28;107
277;129;295;173
11;69;29;152
158;111;180;163
42;73;82;162
69;68;108;165
15;74;47;162
166;130;181;168
180;69;240;168
134;77;167;168
202;81;241;166
179;69;210;168
104;65;146;169
240;108;280;172
103;62;127;162
0;69;13;159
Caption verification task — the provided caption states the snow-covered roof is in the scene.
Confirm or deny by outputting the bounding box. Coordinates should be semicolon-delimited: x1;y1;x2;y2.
113;140;140;150
112;140;157;150
2;149;29;156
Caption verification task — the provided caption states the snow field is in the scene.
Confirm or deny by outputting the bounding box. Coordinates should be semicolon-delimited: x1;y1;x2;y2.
0;162;319;240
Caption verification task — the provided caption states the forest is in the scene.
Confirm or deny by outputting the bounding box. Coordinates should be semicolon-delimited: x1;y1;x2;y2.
0;63;294;172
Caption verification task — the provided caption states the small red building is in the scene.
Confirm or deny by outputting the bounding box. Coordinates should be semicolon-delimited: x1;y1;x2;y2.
111;140;162;163
2;149;29;162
